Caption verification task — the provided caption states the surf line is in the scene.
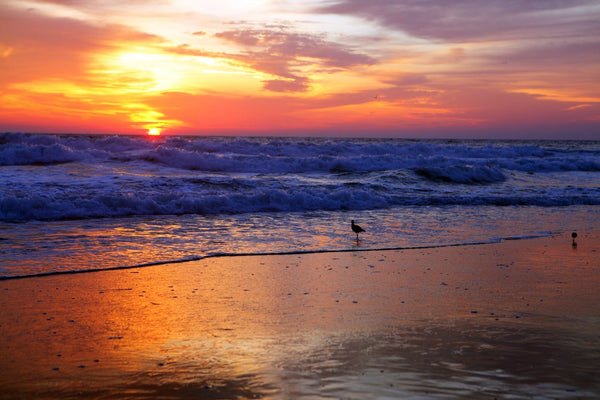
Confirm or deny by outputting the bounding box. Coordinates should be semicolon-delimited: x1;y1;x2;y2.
0;235;550;281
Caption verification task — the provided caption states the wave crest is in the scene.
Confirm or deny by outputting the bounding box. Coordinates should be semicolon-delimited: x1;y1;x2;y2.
2;133;599;173
1;134;599;222
414;165;506;184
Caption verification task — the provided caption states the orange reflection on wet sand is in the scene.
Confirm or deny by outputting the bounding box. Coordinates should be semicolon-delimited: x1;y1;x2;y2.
1;232;599;399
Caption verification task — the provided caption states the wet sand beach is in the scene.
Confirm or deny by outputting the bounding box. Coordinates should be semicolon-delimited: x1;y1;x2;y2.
1;232;599;399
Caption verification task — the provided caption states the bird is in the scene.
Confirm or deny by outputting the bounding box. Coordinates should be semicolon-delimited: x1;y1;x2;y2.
571;231;577;248
351;220;365;242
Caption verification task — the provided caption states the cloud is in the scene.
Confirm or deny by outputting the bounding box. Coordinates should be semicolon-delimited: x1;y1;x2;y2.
263;78;309;93
565;104;591;111
215;29;374;67
0;3;164;88
166;43;311;90
314;1;600;119
0;2;175;132
166;28;376;93
490;40;600;70
211;27;376;92
383;74;430;87
317;0;599;42
214;29;263;46
166;43;222;58
3;0;598;137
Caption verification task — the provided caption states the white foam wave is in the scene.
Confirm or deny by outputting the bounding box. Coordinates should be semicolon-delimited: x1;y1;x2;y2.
2;133;600;174
2;185;599;222
1;133;599;222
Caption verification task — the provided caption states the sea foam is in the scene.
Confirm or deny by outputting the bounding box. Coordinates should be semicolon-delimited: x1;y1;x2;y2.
1;133;599;222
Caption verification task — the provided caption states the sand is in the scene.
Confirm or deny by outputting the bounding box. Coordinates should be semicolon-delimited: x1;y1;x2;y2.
1;232;599;399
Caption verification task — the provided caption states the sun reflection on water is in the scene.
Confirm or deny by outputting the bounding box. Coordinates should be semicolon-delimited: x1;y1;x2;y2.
1;233;599;398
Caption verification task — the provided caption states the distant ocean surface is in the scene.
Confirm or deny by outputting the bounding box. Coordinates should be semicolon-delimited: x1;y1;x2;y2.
1;133;599;278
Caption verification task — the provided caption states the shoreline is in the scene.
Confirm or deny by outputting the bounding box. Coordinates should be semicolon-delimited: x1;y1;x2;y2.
1;231;599;399
0;233;553;281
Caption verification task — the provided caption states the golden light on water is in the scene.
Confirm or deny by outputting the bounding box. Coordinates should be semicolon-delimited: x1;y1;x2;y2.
1;233;599;398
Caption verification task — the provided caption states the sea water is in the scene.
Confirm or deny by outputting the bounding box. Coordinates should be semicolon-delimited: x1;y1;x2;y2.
1;133;599;278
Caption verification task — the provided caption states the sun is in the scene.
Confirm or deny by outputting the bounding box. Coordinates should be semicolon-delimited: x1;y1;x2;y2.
148;128;161;136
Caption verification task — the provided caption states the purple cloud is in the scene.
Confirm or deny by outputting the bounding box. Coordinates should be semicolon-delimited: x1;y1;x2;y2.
263;77;310;93
318;0;599;42
212;28;375;92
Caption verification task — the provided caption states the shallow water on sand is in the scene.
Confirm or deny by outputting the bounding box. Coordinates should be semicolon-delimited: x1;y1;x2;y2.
1;205;598;278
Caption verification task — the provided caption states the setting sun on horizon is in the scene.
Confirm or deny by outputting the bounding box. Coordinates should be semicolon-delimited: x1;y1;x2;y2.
148;128;161;136
1;1;599;139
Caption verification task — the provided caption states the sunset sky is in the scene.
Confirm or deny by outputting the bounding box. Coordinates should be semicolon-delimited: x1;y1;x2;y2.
1;0;599;138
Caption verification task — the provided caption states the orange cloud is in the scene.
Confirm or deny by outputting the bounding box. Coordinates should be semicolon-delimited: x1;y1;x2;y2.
0;3;179;133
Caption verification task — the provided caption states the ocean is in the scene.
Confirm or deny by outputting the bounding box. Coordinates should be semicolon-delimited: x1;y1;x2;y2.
1;132;599;279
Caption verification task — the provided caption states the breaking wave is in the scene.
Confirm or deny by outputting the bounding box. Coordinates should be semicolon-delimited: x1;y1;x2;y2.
2;133;600;173
1;133;599;222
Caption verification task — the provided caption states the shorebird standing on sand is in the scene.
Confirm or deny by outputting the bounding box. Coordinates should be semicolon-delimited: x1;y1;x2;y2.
572;231;578;248
351;220;365;242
